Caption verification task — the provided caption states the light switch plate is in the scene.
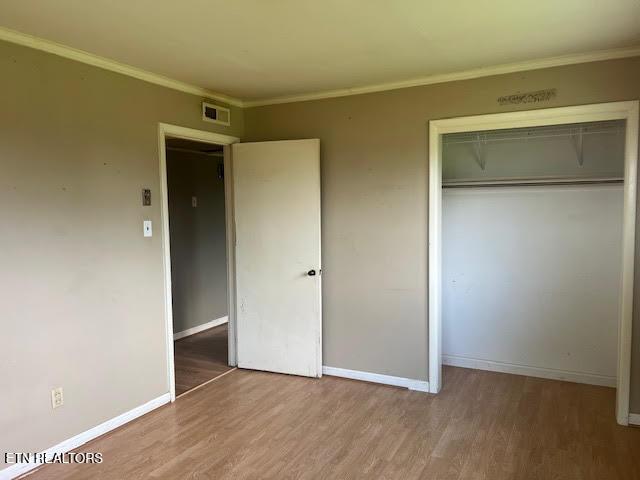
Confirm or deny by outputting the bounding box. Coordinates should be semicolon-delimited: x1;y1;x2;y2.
143;220;152;237
192;196;198;208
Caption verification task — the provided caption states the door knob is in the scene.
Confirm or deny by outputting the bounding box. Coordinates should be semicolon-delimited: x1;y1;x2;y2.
307;269;316;276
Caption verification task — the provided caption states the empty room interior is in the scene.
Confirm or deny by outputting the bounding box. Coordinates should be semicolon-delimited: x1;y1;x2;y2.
2;1;640;479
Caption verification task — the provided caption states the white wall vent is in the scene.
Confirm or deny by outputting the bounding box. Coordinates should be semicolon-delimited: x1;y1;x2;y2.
202;101;231;126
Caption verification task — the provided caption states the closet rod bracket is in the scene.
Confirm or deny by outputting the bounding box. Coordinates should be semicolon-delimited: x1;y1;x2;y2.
473;133;486;170
570;128;584;166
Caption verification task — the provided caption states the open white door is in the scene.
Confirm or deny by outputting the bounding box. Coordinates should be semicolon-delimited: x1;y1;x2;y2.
232;139;321;377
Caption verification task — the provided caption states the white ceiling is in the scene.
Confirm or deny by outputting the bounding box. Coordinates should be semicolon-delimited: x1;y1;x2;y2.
1;0;639;104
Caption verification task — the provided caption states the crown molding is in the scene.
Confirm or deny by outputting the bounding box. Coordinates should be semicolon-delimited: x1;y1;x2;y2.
0;26;244;107
243;45;640;108
2;24;639;110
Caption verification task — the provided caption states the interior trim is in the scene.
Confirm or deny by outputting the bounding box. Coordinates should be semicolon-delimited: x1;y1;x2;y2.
1;25;638;108
628;413;640;425
173;316;229;341
0;393;170;480
158;123;240;403
322;366;429;392
0;26;243;107
243;46;640;107
443;355;616;387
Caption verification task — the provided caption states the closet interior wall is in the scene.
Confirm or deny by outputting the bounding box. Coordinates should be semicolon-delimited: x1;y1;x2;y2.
441;120;625;386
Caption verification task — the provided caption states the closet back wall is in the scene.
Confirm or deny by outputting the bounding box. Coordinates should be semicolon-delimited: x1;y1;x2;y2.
442;184;623;385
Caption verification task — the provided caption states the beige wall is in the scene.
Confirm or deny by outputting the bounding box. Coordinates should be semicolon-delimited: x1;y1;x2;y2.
167;150;227;333
244;56;640;409
0;39;243;464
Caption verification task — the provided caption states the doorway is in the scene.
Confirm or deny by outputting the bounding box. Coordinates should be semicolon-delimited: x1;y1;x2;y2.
165;137;232;396
158;125;323;401
428;101;639;425
158;124;239;401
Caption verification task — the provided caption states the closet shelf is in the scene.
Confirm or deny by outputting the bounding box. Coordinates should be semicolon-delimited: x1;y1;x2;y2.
442;176;624;188
442;120;624;146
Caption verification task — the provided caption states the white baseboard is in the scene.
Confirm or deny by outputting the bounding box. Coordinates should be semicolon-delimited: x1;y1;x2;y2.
173;316;228;341
0;393;170;480
628;413;640;426
322;366;429;392
443;354;616;388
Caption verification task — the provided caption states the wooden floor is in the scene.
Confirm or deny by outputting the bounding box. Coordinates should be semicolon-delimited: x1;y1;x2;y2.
174;323;232;396
30;367;640;480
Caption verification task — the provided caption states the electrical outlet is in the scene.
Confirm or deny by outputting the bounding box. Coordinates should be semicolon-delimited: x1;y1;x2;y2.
51;387;64;409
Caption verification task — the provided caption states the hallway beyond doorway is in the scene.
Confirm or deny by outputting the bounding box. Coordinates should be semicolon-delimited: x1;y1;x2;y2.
174;323;231;396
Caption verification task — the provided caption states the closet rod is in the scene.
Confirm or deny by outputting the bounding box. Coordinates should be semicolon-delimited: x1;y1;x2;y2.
443;177;623;188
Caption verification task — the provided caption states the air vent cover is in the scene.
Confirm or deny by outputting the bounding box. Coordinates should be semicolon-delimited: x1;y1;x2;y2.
202;101;231;126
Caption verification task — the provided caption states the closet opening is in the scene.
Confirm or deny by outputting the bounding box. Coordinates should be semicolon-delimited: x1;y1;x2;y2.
441;120;624;389
428;102;639;425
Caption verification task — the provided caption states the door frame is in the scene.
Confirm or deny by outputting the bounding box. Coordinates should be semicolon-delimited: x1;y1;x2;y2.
428;101;639;425
158;123;240;401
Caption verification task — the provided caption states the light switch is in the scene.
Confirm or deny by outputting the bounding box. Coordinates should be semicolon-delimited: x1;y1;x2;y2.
143;220;152;237
192;196;198;208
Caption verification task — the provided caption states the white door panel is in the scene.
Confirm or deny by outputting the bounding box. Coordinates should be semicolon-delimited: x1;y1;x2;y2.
232;139;321;377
